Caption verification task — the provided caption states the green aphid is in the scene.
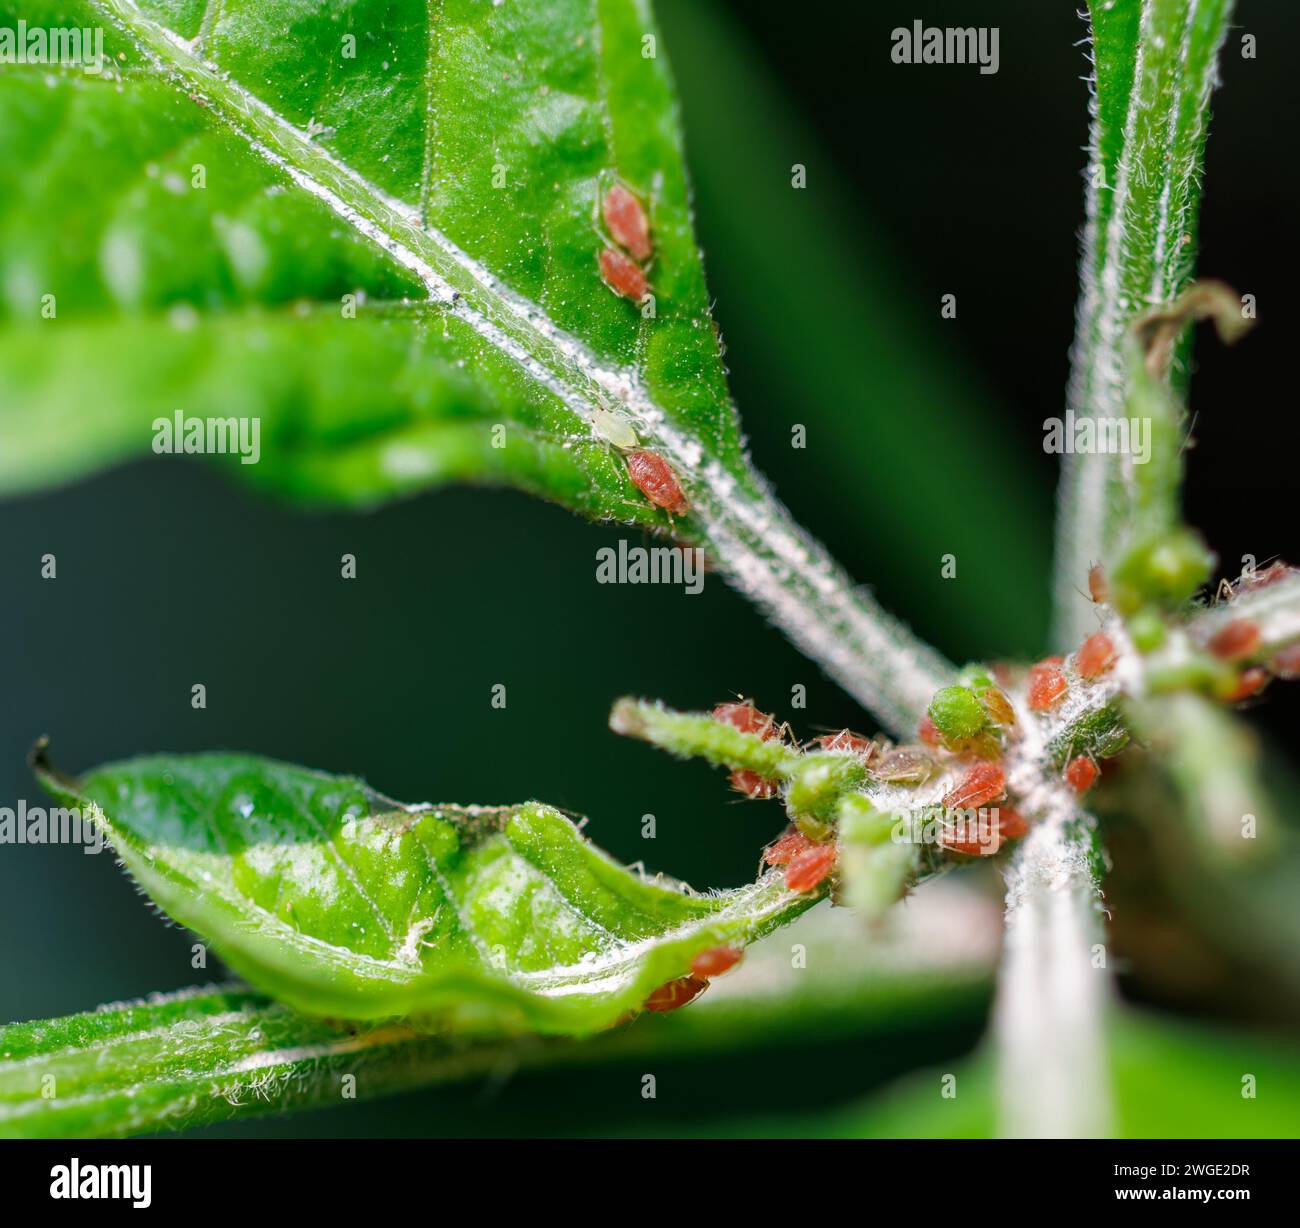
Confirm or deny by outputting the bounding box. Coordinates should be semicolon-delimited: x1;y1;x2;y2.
928;685;988;742
1128;608;1167;653
1050;702;1129;765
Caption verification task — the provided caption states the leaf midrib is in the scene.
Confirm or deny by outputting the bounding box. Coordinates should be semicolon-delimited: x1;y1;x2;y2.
89;0;955;733
93;0;653;449
87;787;790;999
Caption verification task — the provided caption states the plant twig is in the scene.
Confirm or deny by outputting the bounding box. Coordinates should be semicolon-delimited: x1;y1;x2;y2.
0;903;995;1139
994;810;1114;1138
1052;0;1236;648
1189;572;1300;662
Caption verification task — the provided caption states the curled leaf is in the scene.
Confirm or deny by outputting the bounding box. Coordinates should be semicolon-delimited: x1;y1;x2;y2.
33;747;821;1037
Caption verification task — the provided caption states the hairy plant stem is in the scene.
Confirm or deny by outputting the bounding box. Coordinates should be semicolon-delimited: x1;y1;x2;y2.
988;631;1130;1138
94;0;951;737
994;811;1113;1138
1;905;996;1139
1031;0;1236;1137
1189;573;1300;660
1052;0;1236;648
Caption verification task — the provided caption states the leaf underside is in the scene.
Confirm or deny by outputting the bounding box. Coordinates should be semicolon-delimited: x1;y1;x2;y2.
35;749;820;1036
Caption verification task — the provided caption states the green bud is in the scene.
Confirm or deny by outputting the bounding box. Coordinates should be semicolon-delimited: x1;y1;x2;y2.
1147;656;1234;696
957;664;995;695
1112;530;1215;614
838;799;918;918
1128;608;1167;653
837;794;893;845
794;814;835;842
928;685;987;742
786;752;865;822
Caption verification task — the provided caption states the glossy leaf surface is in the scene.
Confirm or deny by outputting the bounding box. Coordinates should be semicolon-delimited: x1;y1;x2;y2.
0;0;744;528
35;749;821;1036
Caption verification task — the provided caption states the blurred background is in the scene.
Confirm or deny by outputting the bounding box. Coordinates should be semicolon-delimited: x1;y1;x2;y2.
1;0;1297;1135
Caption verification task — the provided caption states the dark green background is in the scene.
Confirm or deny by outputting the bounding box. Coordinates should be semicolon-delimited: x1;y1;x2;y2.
2;1;1295;1134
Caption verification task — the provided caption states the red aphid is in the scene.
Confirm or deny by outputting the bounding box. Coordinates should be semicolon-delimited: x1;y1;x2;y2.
817;728;875;758
713;702;779;797
943;762;1006;810
690;946;743;978
785;843;837;894
600;247;648;301
644;975;708;1013
764;828;813;866
625;448;688;515
729;768;778;799
1207;619;1261;662
941;828;1000;857
1272;643;1300;680
1028;661;1068;711
917;714;942;746
1088;563;1109;604
712;699;776;739
1065;755;1099;794
603;183;652;261
1242;561;1293;591
996;806;1030;841
1223;667;1269;704
1076;632;1117;680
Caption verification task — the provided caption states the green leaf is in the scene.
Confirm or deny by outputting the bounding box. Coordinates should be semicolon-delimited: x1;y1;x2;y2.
0;0;952;734
33;747;821;1037
0;0;741;523
1052;0;1236;647
0;899;995;1138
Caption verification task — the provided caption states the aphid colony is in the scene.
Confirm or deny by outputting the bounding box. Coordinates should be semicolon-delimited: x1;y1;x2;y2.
1092;558;1298;703
588;184;690;519
641;561;1300;1018
712;685;1032;873
701;620;1134;874
636;655;1108;1019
